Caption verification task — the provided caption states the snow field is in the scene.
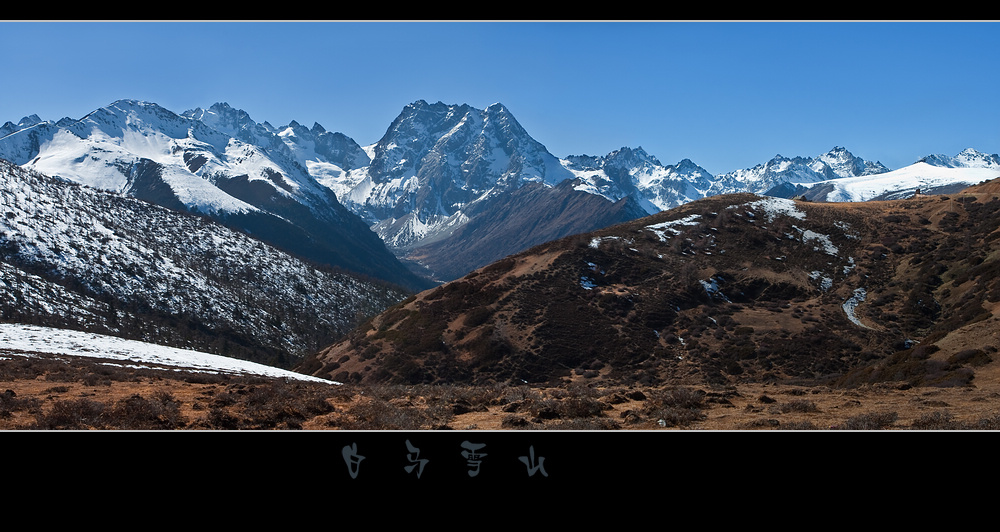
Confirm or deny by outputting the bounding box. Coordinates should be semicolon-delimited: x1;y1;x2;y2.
0;323;336;383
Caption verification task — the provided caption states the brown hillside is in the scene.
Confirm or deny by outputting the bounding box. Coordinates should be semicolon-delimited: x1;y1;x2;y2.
300;181;1000;395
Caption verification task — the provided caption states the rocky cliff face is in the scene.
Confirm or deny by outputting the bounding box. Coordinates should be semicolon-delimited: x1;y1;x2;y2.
336;101;575;247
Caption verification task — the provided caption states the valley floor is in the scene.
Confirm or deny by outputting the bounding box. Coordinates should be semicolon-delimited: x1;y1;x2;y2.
444;379;1000;431
3;347;1000;430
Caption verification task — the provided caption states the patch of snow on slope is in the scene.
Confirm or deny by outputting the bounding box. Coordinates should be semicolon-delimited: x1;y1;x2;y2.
646;214;702;241
746;197;806;221
30;130;130;192
700;277;730;302
589;235;621;249
794;226;839;256
159;165;262;215
809;271;833;291
843;288;870;329
308;160;355;196
0;324;335;383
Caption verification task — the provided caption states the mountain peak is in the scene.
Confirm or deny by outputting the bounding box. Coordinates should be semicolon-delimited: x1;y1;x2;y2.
604;146;661;168
18;114;42;127
91;98;162;117
207;101;236;113
485;102;510;113
107;98;146;108
822;146;852;160
674;158;710;174
183;102;272;143
921;148;1000;169
1;114;45;138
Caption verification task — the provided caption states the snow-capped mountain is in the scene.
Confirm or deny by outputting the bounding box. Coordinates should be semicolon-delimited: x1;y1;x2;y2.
562;145;995;212
327;100;576;249
817;146;893;178
0;114;44;138
782;156;1000;202
0;100;429;291
706;147;891;198
563;147;715;213
320;102;717;279
182;103;374;189
918;148;1000;169
0;158;407;368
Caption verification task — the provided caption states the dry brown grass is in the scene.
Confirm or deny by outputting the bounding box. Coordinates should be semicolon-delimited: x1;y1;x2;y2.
4;348;1000;430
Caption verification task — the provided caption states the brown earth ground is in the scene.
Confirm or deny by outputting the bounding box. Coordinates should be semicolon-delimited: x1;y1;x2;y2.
3;347;1000;430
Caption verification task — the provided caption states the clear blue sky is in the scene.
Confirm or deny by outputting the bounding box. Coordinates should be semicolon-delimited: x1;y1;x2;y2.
1;20;997;175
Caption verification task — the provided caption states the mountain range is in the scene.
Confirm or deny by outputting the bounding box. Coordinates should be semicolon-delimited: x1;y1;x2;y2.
0;100;430;292
2;98;998;375
3;99;996;287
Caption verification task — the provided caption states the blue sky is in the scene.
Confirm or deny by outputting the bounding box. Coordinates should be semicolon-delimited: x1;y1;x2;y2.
1;20;997;175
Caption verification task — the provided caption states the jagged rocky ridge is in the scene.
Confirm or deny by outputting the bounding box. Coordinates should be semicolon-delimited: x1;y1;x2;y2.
0;100;430;291
3;100;996;285
0;159;407;368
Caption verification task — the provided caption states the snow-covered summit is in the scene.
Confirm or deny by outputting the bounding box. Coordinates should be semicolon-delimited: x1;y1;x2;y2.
0;114;43;138
788;160;1000;202
334;100;575;248
0;99;252;213
815;146;890;179
708;147;890;197
0;99;426;290
919;148;1000;169
564;147;715;213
